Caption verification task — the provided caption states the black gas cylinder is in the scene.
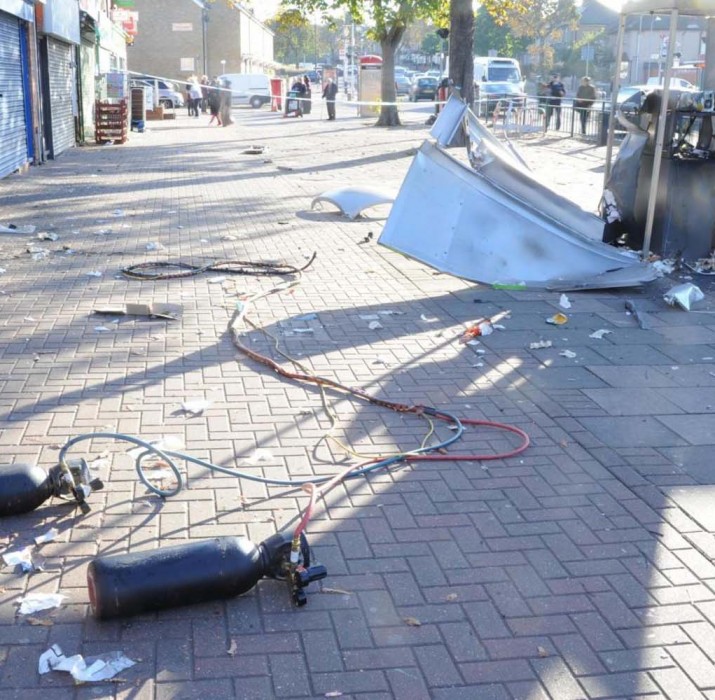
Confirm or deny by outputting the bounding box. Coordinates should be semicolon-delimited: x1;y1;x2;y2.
0;463;54;517
88;536;268;619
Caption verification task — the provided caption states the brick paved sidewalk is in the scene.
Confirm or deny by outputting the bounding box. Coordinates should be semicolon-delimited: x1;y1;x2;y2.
1;104;715;700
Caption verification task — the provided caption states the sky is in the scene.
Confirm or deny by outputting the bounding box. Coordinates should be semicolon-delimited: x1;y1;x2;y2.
253;0;281;22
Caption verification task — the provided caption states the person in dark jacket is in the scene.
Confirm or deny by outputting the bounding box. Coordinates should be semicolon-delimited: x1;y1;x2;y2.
302;75;312;114
545;73;565;131
207;78;222;126
323;78;338;120
574;76;597;135
291;78;307;116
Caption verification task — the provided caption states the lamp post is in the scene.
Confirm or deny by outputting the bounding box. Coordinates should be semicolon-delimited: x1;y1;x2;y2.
220;59;226;76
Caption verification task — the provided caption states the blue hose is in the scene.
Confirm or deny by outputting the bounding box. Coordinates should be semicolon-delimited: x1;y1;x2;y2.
58;409;464;498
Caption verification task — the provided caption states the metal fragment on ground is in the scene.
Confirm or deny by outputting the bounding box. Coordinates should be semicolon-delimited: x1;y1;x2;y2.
311;187;395;219
379;105;656;291
664;283;704;311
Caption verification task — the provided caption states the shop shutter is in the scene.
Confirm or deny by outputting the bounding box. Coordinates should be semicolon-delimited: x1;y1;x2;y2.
0;12;28;178
47;37;75;157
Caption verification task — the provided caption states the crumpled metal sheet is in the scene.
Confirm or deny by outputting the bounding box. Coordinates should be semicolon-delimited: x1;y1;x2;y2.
378;140;657;290
311;187;394;219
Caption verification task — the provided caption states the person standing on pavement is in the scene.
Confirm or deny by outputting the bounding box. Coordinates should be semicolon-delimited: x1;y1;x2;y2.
219;78;233;126
545;73;565;131
323;78;338;120
574;76;597;135
188;79;203;119
207;78;222;126
302;75;312;115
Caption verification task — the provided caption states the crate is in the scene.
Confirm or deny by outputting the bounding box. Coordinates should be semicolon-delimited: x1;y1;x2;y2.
95;100;128;144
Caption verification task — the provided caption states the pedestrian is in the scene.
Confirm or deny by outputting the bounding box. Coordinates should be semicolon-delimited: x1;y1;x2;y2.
545;73;565;131
219;78;233;126
323;78;338;120
574;76;597;135
200;75;210;114
188;78;203;119
302;75;312;115
291;77;307;116
186;80;194;116
208;78;222;126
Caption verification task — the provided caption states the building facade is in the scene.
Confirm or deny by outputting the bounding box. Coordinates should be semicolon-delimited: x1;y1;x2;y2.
128;0;275;81
0;0;129;180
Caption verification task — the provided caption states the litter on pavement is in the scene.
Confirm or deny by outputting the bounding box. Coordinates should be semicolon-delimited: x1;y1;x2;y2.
559;350;577;358
2;546;34;572
37;232;59;241
34;528;59;545
181;399;212;415
311;186;395;219
38;645;135;682
546;313;569;325
18;592;66;615
625;300;653;330
530;340;553;349
94;303;181;320
664;283;705;311
589;329;612;339
0;224;36;234
368;320;383;330
559;294;572;309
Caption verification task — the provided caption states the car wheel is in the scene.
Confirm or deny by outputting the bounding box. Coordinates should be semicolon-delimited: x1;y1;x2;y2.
250;96;263;109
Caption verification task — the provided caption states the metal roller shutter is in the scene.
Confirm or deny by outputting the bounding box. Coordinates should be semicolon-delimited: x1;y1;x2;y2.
0;12;28;178
47;37;75;157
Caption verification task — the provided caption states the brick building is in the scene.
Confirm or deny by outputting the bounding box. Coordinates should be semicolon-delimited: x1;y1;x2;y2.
128;0;275;81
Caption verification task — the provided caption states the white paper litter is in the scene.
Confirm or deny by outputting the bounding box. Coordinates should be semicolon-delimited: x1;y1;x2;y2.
589;329;612;339
208;276;227;284
559;350;577;359
250;449;273;464
18;592;66;615
38;645;135;682
0;268;6;274
559;294;572;309
0;224;36;234
529;340;553;349
111;209;126;217
181;399;211;415
85;271;102;278
293;328;315;334
34;528;59;545
420;314;438;323
94;326;112;333
368;321;383;330
29;248;49;261
664;283;705;311
378;310;404;316
146;242;165;251
359;314;380;320
2;546;34;570
37;232;59;242
653;259;676;276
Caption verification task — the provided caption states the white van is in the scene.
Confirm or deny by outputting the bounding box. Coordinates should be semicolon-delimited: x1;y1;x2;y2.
473;57;524;90
218;73;271;109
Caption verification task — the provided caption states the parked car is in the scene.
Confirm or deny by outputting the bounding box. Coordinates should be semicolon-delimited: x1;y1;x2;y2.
409;76;438;101
130;77;185;108
475;81;526;117
646;76;696;90
395;74;411;96
305;70;321;84
217;73;271;108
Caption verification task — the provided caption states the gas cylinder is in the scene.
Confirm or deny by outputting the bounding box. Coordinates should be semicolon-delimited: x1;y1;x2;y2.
87;531;327;619
0;463;54;516
0;460;102;517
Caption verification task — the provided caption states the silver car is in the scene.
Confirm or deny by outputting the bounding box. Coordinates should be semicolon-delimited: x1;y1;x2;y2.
131;77;185;108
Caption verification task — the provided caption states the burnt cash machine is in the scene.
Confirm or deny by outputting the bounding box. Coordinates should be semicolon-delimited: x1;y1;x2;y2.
603;88;715;258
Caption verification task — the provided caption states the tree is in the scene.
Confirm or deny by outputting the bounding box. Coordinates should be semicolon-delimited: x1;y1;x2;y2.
473;5;528;58
507;0;579;77
281;0;444;126
268;9;311;66
448;0;474;107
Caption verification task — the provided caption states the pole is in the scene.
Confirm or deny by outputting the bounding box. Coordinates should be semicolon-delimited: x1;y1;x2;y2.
202;7;208;76
604;14;626;182
641;9;678;258
634;14;643;83
586;45;590;78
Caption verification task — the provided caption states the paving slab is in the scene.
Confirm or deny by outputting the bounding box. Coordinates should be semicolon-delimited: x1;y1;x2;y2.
0;106;714;700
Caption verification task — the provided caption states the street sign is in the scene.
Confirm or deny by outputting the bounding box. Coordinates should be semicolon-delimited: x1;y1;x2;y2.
581;45;595;61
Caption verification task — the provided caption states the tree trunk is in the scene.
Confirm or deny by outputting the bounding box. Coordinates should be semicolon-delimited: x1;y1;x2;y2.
376;26;405;127
448;0;475;145
449;0;475;107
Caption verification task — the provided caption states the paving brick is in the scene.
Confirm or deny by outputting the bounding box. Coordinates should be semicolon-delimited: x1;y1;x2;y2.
530;656;587;699
650;666;710;700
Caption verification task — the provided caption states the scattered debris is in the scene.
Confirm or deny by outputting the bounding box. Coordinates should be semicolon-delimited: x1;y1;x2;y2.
321;587;353;595
459;310;510;343
537;646;550;658
403;616;422;627
652;259;677;276
546;313;568;326
38;645;135;682
559;350;577;359
368;320;383;330
85;271;102;278
294;313;318;321
624;300;653;330
664;283;705;311
358;232;374;245
28;246;49;261
559;294;572;309
181;399;211;415
2;546;34;572
359;314;380;321
94;326;113;333
243;145;265;155
37;232;59;242
208;276;227;284
111;209;126;217
250;449;273;464
446;593;458;601
94;303;180;320
146;242;165;252
686;254;715;275
420;314;439;323
325;692;344;698
227;640;238;656
18;592;66;615
293;328;315;334
311;186;395;219
589;329;612;339
529;340;553;349
379;310;403;316
34;528;59;546
0;223;36;234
